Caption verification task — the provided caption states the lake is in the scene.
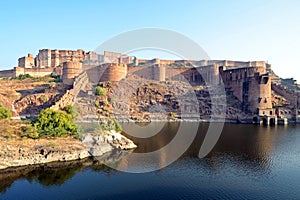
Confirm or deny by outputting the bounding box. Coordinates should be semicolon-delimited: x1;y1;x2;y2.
1;122;300;200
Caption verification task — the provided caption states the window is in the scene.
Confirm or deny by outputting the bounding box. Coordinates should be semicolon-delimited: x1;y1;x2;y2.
258;97;262;103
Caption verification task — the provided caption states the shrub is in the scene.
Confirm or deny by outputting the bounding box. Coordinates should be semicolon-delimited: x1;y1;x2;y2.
34;108;78;137
106;82;112;88
102;100;108;106
0;105;12;120
95;86;106;96
40;96;49;103
169;112;176;119
24;125;39;139
95;101;100;108
63;104;78;118
50;73;61;83
16;74;33;80
99;119;122;132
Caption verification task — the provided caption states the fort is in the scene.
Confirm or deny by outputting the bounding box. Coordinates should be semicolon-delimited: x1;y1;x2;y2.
0;48;298;125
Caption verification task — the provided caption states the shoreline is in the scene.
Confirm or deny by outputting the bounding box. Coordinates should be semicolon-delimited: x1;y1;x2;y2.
0;130;136;171
1;120;298;171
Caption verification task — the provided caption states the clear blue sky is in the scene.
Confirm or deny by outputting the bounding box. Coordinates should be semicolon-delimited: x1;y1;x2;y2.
0;0;299;80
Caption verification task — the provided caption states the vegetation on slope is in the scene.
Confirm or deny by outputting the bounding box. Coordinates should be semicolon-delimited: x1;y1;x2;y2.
29;107;79;139
0;105;12;120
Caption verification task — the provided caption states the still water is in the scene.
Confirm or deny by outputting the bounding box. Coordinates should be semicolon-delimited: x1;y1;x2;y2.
1;123;300;200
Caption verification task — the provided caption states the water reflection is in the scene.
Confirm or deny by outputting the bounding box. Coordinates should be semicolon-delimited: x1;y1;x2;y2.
0;160;90;193
0;122;298;195
120;122;286;174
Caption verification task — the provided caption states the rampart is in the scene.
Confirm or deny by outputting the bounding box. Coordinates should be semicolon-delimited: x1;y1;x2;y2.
220;66;272;114
0;69;15;78
15;67;54;77
272;83;300;108
100;63;127;82
62;61;82;85
50;71;88;111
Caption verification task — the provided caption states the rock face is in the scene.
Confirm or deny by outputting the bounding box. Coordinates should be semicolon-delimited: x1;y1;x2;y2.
0;137;90;170
81;130;137;157
0;129;137;170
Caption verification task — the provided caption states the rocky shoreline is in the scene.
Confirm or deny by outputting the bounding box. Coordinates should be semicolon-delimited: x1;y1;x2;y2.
0;130;136;170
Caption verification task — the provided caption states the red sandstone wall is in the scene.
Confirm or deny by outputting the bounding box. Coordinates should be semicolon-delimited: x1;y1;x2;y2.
62;61;82;85
248;75;272;113
51;71;88;110
17;67;54;77
220;67;272;113
100;63;127;82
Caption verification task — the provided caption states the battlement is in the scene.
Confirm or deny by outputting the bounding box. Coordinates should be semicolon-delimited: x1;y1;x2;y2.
62;61;83;85
100;63;127;82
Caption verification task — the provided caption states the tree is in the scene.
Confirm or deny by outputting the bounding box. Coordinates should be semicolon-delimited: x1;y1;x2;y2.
34;108;78;137
0;105;12;120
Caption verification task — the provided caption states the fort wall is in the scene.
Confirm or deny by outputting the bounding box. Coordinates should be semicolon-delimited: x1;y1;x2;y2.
100;63;127;82
51;71;88;111
248;74;272;114
62;61;82;85
272;83;300;108
0;69;15;78
18;54;34;68
14;67;54;77
220;66;272;114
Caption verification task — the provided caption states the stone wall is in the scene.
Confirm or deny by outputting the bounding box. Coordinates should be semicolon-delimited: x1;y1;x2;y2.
0;69;15;78
100;63;127;82
220;66;272;114
50;71;88;111
272;83;300;108
18;54;34;68
35;49;86;68
0;67;55;78
15;67;54;77
62;61;82;85
248;74;272;114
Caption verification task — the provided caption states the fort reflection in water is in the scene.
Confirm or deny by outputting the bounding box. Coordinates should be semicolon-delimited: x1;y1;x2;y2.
117;122;286;172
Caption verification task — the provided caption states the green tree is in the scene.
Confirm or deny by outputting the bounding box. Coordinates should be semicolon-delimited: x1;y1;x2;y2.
34;108;78;137
0;105;12;120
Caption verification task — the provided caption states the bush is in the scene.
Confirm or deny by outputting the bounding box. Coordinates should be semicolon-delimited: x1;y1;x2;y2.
0;105;12;120
95;101;100;108
169;112;176;119
34;108;78;137
50;73;61;83
102;100;108;106
95;86;106;96
63;104;78;118
24;125;39;139
106;82;112;88
16;74;33;80
99;119;122;132
40;96;49;103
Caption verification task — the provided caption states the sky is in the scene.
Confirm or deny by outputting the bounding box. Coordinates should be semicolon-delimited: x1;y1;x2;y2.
0;0;299;81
